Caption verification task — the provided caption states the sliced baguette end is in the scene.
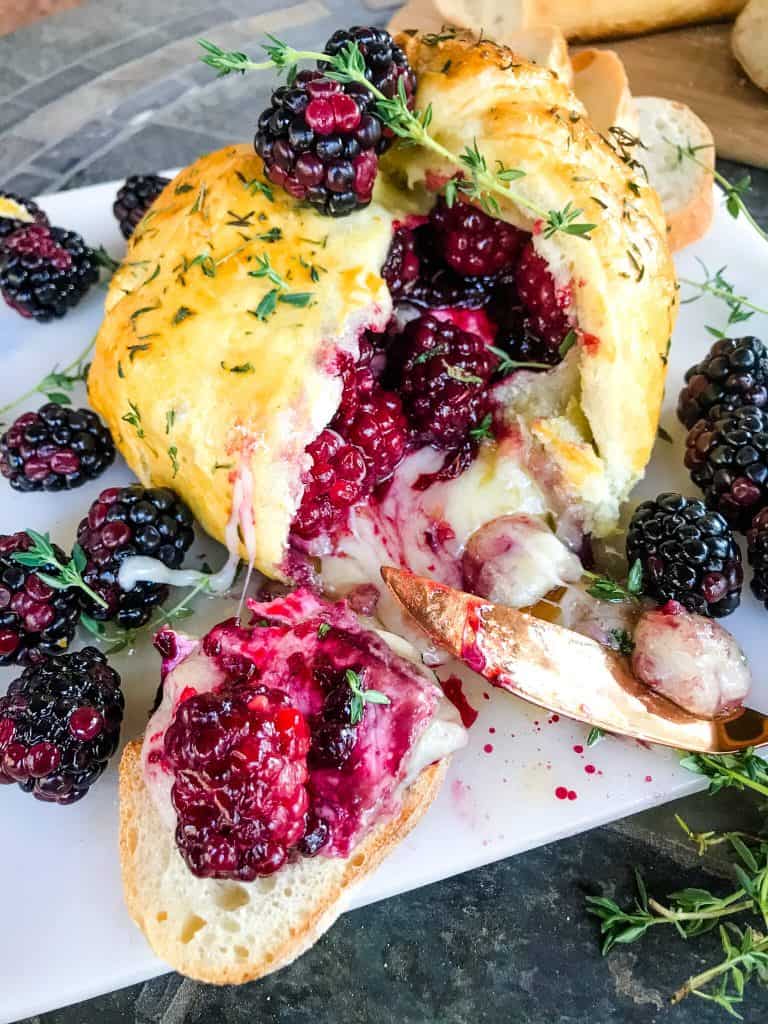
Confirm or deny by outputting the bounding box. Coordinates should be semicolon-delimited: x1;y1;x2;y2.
120;739;448;985
732;0;768;94
635;96;715;253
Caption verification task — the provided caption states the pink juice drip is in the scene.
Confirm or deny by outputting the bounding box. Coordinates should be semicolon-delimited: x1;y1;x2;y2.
441;675;479;729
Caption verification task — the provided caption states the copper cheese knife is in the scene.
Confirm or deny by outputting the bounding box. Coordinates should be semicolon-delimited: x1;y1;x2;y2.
381;567;768;754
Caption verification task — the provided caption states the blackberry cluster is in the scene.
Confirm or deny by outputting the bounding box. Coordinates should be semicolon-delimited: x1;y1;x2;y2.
0;190;48;241
255;27;416;214
0;403;115;492
76;486;195;628
396;314;499;448
255;71;382;216
685;405;768;529
0;224;99;321
0;532;80;666
292;344;407;542
747;508;768;607
309;663;362;771
113;174;170;240
321;26;416;109
678;336;768;429
382;222;501;310
488;285;563;369
513;241;573;352
626;493;742;618
0;647;123;804
164;684;310;880
430;198;524;277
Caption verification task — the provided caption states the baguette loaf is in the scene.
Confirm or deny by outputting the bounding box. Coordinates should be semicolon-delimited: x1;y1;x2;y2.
732;0;768;93
635;96;715;252
433;0;746;40
120;740;448;984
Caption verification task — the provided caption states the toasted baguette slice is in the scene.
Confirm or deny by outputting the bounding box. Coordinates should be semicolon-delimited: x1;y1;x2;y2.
432;0;745;41
120;740;448;984
635;96;715;253
732;0;768;93
571;49;638;136
389;7;573;85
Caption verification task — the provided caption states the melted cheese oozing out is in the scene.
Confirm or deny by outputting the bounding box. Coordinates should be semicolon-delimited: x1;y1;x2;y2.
118;462;255;596
463;514;582;608
321;439;550;638
631;609;752;718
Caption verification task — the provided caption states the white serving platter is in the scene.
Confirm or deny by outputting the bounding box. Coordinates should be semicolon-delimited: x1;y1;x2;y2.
1;179;766;1023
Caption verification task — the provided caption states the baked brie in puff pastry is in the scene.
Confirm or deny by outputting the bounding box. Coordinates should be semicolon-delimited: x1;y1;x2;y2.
88;34;677;614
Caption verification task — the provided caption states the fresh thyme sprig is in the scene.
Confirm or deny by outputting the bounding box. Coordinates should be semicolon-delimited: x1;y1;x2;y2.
588;752;768;1016
582;560;643;603
198;38;596;239
469;413;494;442
489;345;551;374
587;815;768;1017
247;252;313;320
666;137;768;246
0;334;94;420
81;574;214;654
679;750;768;800
12;530;107;609
678;260;767;336
673;925;768;1016
345;668;391;725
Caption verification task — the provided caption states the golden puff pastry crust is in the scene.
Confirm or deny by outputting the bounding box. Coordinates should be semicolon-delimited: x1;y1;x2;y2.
391;32;677;530
89;145;408;575
89;33;677;580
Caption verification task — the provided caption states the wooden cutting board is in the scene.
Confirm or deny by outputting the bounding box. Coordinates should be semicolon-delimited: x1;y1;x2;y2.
601;23;768;168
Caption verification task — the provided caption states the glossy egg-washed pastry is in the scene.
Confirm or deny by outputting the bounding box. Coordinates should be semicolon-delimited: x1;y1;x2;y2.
89;32;677;598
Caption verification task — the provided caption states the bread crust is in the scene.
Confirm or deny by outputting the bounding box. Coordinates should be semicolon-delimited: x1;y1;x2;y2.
732;0;768;93
90;33;677;568
88;145;402;578
392;32;677;527
119;739;448;984
635;96;715;253
434;0;746;41
571;48;638;136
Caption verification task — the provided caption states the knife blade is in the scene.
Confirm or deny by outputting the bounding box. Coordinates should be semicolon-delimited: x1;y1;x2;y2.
381;566;768;754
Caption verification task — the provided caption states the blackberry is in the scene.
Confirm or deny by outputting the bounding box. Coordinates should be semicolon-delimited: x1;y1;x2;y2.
430;198;524;277
747;508;768;607
292;346;407;543
321;26;416;131
255;70;382;216
685;405;768;530
396;314;498;448
0;532;80;666
76;485;195;628
0;190;48;242
0;224;99;321
164;684;309;880
113;174;170;240
677;336;768;429
627;493;742;617
514;241;573;351
489;283;563;370
382;222;499;309
0;403;115;492
0;647;123;804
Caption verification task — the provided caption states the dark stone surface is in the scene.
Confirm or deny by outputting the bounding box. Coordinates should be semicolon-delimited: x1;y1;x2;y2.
1;2;768;1022
25;793;768;1024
